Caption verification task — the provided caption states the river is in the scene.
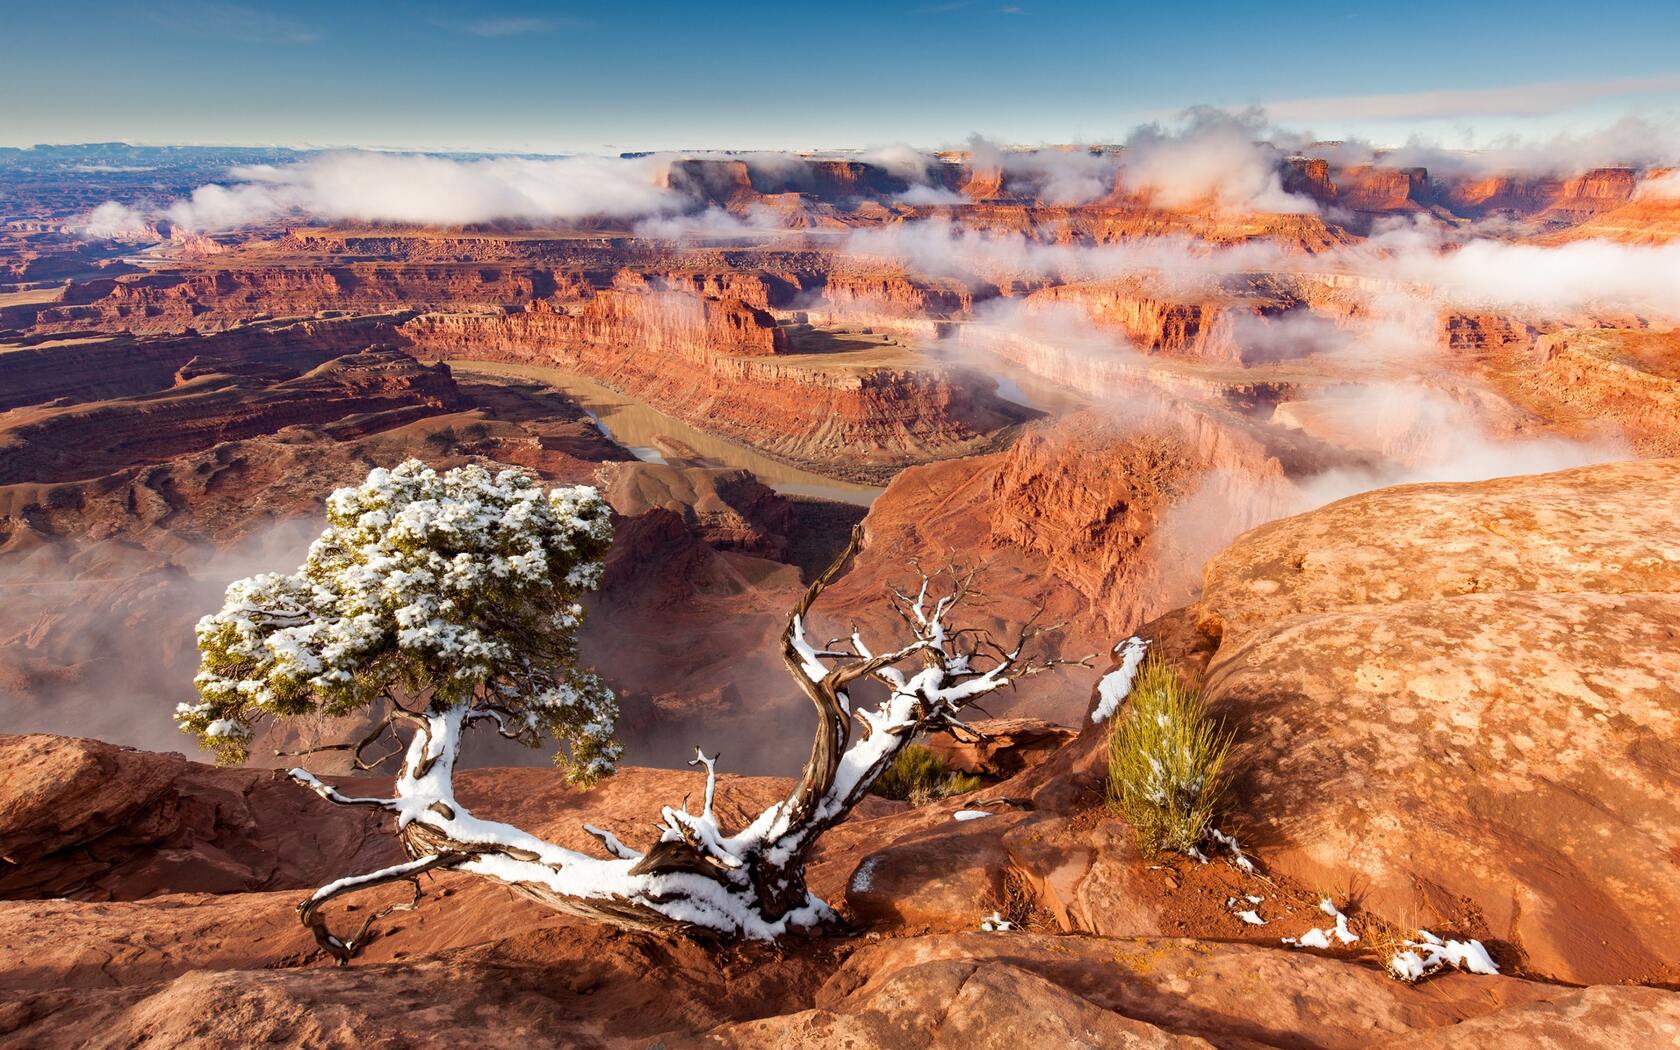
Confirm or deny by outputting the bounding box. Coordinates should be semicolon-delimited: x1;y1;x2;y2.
445;360;885;507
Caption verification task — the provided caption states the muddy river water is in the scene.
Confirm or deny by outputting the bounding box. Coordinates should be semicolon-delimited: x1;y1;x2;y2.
447;360;885;506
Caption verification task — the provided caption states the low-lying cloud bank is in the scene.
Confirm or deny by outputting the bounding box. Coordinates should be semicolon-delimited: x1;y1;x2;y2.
846;216;1680;323
84;152;686;235
78;106;1680;238
951;108;1316;212
1635;169;1680;200
1115;107;1316;213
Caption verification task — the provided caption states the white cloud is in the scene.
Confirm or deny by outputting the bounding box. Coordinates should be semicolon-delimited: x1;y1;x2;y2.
857;143;938;183
85;151;688;232
964;136;1119;205
847;212;1680;323
1306;116;1680;176
79;200;155;239
633;206;767;240
1119;107;1317;214
1367;225;1680;320
1635;169;1680;200
1267;74;1680;122
898;183;966;205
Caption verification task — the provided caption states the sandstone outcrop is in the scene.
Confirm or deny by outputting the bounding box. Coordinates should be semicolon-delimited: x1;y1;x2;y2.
5;731;1678;1047
1103;458;1680;986
920;718;1076;779
0;735;398;900
601;461;797;560
1518;327;1680;454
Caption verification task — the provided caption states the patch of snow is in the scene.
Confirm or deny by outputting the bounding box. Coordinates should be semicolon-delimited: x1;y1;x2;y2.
980;911;1015;932
1320;898;1359;944
1226;894;1267;925
1091;636;1149;724
1388;949;1429;982
204;718;250;739
850;855;883;893
1208;827;1255;873
1284;898;1361;951
953;809;992;821
1385;929;1499;982
1286;928;1333;949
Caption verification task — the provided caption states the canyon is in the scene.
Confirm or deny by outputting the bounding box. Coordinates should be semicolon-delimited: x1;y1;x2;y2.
1;141;1677;1044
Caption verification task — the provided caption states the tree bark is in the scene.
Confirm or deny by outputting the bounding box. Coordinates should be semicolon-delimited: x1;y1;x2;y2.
289;524;1067;956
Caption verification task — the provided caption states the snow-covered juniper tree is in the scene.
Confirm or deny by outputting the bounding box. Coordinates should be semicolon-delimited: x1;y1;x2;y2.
182;459;1074;962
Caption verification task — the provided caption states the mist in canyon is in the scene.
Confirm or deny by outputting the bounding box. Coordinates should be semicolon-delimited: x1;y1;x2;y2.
33;104;1680;777
0;519;321;757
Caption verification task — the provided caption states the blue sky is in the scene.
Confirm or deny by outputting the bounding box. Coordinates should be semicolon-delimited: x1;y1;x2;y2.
6;0;1679;152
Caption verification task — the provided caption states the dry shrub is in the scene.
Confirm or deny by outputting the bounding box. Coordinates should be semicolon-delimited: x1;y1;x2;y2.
871;744;983;805
1105;654;1233;855
988;867;1050;932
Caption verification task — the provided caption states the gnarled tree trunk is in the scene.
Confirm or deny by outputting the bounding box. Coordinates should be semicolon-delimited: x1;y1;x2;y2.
289;525;1073;961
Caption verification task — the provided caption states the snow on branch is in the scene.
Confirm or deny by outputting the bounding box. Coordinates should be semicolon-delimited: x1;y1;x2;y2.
270;515;1086;957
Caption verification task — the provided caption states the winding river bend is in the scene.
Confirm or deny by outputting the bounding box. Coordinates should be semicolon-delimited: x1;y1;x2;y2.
446;360;885;507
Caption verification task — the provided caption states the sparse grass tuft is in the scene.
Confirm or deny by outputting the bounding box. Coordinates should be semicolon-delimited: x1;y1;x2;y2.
1105;654;1233;855
872;744;983;805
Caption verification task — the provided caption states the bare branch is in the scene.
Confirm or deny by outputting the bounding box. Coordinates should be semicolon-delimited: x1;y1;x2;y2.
287;768;402;811
467;704;529;741
275;712;404;771
299;852;464;965
583;824;643;861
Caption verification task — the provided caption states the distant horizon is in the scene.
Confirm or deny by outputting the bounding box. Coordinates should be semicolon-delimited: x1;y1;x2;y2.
4;125;1677;163
5;1;1679;155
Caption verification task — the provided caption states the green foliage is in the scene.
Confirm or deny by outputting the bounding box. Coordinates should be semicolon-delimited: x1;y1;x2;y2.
180;459;621;782
1105;655;1233;855
872;744;983;804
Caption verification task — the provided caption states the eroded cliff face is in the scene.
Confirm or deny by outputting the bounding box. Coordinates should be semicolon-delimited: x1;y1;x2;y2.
25;265;563;335
947;202;1358;253
1520;328;1680;455
1551;174;1680;244
1021;281;1249;362
398;292;1030;482
820;271;978;317
1275;160;1646;229
1332;165;1432;213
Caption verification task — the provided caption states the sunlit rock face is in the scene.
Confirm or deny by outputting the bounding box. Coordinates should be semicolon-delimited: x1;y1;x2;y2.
1172;460;1680;985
